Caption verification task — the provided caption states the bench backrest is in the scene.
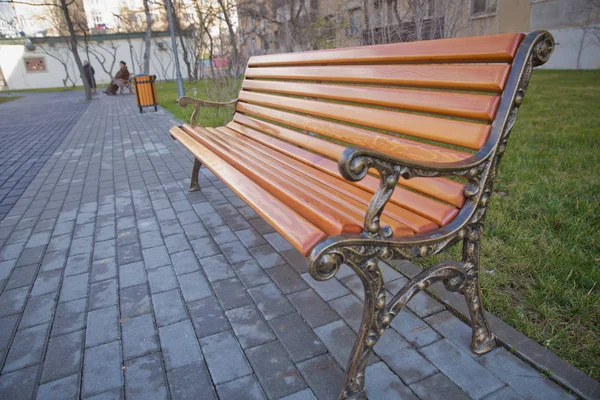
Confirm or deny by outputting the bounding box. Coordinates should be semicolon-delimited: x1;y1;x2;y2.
230;32;551;222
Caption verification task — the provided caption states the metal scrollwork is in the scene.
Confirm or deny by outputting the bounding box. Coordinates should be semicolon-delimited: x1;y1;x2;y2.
177;96;237;126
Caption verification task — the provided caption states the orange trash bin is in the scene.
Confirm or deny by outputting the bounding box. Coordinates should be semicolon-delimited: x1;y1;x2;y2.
132;75;158;113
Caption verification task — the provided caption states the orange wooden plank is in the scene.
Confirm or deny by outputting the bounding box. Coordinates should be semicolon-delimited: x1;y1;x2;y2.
226;120;461;225
242;80;500;121
214;126;437;234
201;127;413;236
231;114;466;208
244;64;512;92
169;126;325;255
248;33;524;66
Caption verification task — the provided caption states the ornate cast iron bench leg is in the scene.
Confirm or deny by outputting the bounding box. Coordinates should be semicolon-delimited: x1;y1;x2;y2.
189;158;202;192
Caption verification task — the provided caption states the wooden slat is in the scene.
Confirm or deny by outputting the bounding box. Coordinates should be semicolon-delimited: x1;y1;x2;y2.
200;127;414;236
244;64;512;92
231;114;466;208
226;120;460;225
213;126;439;234
180;126;388;237
169;126;325;255
237;93;486;151
248;33;524;66
242;80;501;121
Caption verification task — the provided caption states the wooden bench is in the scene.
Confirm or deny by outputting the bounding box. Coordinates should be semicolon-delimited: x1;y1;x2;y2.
170;31;554;399
117;78;133;94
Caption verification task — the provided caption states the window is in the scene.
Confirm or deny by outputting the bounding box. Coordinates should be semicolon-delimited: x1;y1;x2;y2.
348;8;361;36
471;0;497;16
24;57;46;72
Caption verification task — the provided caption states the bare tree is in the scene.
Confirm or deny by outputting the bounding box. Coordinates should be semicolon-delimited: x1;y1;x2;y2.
143;0;152;74
37;42;77;88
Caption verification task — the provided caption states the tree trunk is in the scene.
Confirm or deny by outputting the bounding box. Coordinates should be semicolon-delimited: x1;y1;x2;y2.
363;0;372;45
217;0;240;76
143;0;152;74
59;0;91;100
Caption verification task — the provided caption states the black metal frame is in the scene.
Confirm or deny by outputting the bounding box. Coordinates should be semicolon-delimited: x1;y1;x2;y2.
176;31;554;400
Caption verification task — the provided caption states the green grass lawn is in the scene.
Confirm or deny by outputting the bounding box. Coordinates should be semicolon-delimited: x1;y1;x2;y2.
158;71;600;379
0;96;21;104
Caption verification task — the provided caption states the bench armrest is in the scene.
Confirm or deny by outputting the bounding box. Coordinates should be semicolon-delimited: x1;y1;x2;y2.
177;96;238;126
338;146;491;238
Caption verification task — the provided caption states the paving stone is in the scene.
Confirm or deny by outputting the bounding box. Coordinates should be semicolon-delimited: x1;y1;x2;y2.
147;265;178;293
82;340;123;398
5;264;38;289
216;375;266;400
95;225;116;242
315;320;378;371
302;273;350;301
52;298;87;336
219;240;253;264
201;254;235;282
479;348;574;399
118;261;146;288
59;272;89;302
340;274;365;301
91;257;117;282
211;225;238;244
120;284;151;319
74;223;96;239
25;231;52;248
37;374;80;400
164;233;190;254
86;305;120;347
142;245;171;270
266;264;308;295
287;289;340;328
211;277;252;310
269;313;327;363
424;310;478;359
373;327;437;384
188;296;230;338
365;362;419;400
17;245;45;266
152;289;187;326
94;239;116;260
248;283;295;320
41;330;84;383
177;271;212;302
406;291;446;318
297;354;345;400
249;218;275;234
391;308;441;348
235;228;267;248
225;305;275;349
160;220;185;236
0;286;29;317
420;339;504;399
248;244;285;269
329;294;363;332
167;361;217;400
200;330;252;384
409;372;471;400
3;323;49;373
193;202;215;216
232;259;271;289
65;253;91;276
118;243;142;265
181;221;209;240
0;364;40;400
190;236;220;259
280;389;317;400
0;259;16;281
47;234;72;253
20;292;56;329
159;319;203;370
121;313;159;360
70;236;93;256
124;352;169;400
41;249;68;271
0;242;24;262
169;250;200;275
246;340;307;398
482;386;522;400
117;229;138;246
0;315;19;351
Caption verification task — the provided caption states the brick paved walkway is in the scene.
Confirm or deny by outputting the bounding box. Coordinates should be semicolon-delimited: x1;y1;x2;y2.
0;93;89;221
0;93;579;399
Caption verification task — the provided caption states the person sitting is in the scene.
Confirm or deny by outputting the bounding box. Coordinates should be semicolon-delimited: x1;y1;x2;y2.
104;61;130;95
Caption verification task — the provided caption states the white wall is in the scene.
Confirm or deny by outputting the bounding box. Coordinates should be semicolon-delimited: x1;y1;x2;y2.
0;36;187;90
539;25;600;70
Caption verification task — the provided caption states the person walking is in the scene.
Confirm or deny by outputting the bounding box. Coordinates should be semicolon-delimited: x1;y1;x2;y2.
104;61;130;95
82;60;97;95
